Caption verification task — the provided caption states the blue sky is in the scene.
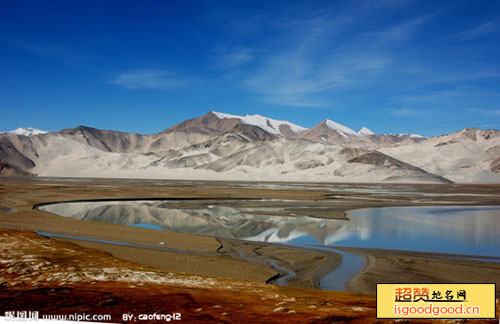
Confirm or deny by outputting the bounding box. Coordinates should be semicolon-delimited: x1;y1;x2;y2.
1;0;499;136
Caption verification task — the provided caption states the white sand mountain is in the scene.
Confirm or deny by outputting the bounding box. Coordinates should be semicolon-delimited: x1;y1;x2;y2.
380;128;500;183
1;112;499;183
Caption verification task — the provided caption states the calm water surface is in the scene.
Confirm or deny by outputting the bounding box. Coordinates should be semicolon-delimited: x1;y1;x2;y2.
38;201;500;257
37;201;500;290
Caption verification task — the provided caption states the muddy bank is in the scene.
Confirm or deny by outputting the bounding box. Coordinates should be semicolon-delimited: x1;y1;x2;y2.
342;247;500;296
0;205;13;214
217;239;342;289
0;227;382;324
1;178;500;295
54;237;278;283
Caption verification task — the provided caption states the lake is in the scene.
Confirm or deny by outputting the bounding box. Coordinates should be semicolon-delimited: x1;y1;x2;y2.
37;200;500;289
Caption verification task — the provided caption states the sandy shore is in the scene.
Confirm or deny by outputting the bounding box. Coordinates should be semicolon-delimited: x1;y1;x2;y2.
1;177;500;296
4;227;498;323
0;227;381;323
342;247;500;296
217;238;342;289
55;237;277;283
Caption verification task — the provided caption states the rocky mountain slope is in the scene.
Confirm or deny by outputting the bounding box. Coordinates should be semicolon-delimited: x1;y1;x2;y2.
1;111;499;183
0;158;35;177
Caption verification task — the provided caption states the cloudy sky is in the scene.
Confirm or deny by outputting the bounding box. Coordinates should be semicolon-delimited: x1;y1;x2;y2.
1;0;499;136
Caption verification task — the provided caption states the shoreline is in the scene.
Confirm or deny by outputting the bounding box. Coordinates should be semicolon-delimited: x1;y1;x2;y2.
342;247;500;296
0;227;384;323
1;178;500;296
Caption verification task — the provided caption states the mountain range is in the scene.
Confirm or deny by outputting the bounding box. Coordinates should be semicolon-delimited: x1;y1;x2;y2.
1;111;499;183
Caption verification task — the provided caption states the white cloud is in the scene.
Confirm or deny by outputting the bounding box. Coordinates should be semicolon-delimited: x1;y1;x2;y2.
109;70;190;90
12;41;87;66
215;47;255;68
236;16;396;107
384;107;435;117
211;9;433;108
359;0;414;10
242;51;352;107
259;94;329;108
468;107;500;116
398;89;460;104
372;14;432;43
454;20;496;40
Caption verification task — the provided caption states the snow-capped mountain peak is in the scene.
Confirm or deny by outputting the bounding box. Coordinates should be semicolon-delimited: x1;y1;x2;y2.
396;133;426;139
357;127;374;136
4;127;48;136
212;111;307;136
324;119;358;138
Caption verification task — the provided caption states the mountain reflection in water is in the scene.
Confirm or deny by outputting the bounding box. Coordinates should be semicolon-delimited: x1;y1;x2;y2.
39;201;500;257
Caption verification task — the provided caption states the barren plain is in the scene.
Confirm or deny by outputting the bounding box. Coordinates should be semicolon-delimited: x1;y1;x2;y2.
1;177;499;323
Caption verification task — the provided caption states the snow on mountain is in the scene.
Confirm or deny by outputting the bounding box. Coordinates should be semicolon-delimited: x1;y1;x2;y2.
4;127;48;136
212;111;307;136
1;111;498;184
396;133;426;139
212;112;375;138
357;127;374;136
324;119;358;138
